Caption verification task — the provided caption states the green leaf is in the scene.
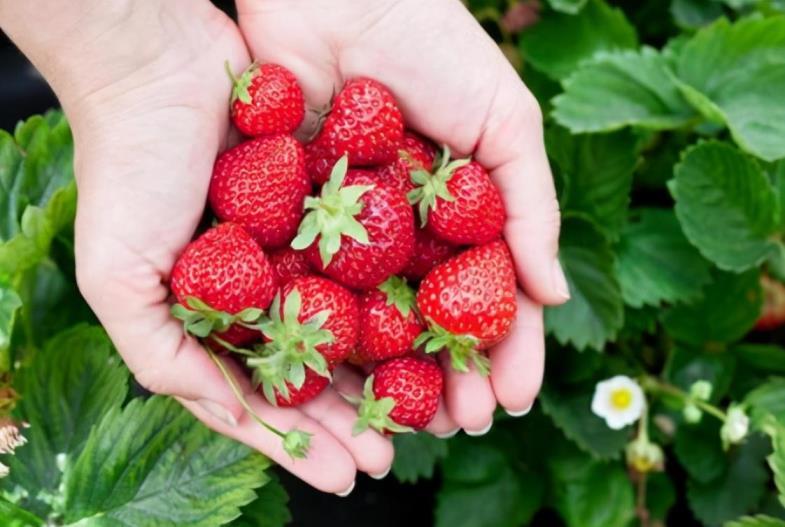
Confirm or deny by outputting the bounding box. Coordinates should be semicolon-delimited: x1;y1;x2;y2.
539;382;629;459
392;433;448;483
671;141;781;272
546;0;589;14
687;435;770;526
547;127;638;240
549;454;635;527
0;112;75;275
229;474;291;527
646;472;677;523
675;17;785;161
552;47;696;133
661;268;762;346
664;345;736;400
63;396;269;526
765;423;785;509
616;208;712;308
745;378;785;428
0;499;43;527
1;325;128;517
435;435;544;527
545;217;624;351
734;344;785;374
0;284;22;370
670;0;724;30
727;516;785;527
520;0;637;81
674;419;727;483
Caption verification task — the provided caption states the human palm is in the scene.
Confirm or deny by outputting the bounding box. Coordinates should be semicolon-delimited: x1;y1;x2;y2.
237;0;565;431
66;0;565;495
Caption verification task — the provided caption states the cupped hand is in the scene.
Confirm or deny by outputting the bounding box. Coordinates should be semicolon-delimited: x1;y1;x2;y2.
64;0;389;494
237;0;569;435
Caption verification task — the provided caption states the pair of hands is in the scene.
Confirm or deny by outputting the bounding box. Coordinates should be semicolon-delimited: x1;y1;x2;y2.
4;0;566;494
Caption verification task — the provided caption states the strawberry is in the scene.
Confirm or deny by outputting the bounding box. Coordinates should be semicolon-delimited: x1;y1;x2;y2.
170;222;275;346
353;356;443;434
401;227;459;281
374;131;437;194
209;135;310;248
304;140;336;186
312;78;404;166
408;146;505;245
356;276;424;363
756;274;785;330
247;275;359;404
228;62;305;137
269;247;311;287
291;157;415;289
273;367;330;407
415;241;517;374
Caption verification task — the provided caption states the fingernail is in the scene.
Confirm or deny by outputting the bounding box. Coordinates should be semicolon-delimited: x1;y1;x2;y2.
464;421;493;437
336;480;355;497
553;259;570;300
506;402;534;417
435;428;460;439
196;399;238;427
370;466;391;480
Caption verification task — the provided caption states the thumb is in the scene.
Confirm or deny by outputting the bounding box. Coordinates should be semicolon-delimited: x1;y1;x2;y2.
475;81;569;306
74;233;245;427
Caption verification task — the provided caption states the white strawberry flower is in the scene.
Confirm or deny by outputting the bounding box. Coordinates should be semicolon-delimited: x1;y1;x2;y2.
591;375;646;430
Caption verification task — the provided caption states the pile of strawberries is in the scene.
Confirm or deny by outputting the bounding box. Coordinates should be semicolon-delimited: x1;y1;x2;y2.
170;62;517;441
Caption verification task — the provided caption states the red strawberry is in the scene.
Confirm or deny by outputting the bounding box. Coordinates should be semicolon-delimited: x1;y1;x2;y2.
756;274;785;330
292;157;415;289
416;241;517;374
312;78;404;166
269;247;311;287
356;276;424;363
248;275;359;404
228;62;305;137
274;367;330;407
374;131;437;194
209;135;310;248
409;146;505;245
401;227;459;281
353;356;443;433
170;223;275;346
304;140;336;186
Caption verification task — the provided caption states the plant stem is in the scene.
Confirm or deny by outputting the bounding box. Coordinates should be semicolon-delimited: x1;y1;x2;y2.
641;375;726;421
205;348;286;439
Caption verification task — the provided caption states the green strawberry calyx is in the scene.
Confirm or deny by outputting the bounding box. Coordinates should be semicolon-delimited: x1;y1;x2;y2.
351;376;414;436
226;60;258;105
205;345;312;459
171;296;265;338
291;155;374;266
245;288;334;405
377;276;416;317
407;145;471;228
414;319;490;375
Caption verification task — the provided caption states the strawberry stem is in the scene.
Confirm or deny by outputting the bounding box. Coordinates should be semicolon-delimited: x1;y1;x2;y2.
406;145;471;227
414;320;490;375
205;347;312;459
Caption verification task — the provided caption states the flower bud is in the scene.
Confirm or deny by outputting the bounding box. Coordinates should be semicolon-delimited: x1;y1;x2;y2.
720;405;749;449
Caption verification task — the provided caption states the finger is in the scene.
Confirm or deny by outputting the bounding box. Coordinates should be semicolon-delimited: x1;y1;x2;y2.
424;396;460;438
180;394;357;494
441;354;496;434
488;290;544;415
300;374;395;478
475;71;568;306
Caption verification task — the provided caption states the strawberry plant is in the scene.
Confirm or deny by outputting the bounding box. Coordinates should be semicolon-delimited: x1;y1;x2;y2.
3;1;785;526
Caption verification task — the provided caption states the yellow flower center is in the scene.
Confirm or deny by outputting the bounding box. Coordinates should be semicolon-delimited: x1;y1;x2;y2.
610;388;632;410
